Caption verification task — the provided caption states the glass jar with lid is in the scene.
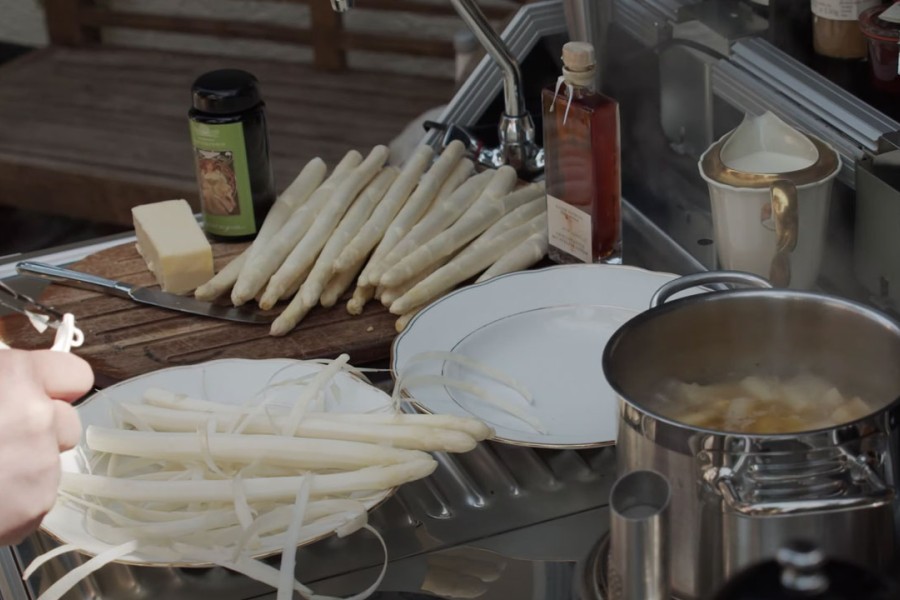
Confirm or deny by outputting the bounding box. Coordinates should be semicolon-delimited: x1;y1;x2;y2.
189;69;276;242
860;3;900;94
811;0;880;59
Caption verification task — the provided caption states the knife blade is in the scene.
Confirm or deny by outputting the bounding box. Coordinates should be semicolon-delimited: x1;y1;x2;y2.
0;280;64;328
16;261;277;325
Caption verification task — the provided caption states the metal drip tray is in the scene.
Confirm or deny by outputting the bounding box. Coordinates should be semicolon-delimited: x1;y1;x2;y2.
18;443;615;600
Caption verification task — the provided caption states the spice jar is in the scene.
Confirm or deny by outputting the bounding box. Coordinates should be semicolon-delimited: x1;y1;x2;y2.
189;69;276;241
860;4;900;94
811;0;880;59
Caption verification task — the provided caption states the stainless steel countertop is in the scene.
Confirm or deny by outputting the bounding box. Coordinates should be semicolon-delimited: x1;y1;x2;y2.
0;198;703;600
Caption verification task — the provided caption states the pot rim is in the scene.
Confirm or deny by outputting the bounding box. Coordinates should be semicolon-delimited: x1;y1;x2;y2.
602;287;900;439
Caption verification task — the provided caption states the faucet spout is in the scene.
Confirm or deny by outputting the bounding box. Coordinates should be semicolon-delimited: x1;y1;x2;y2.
446;0;542;177
330;0;543;177
449;0;524;118
330;0;353;13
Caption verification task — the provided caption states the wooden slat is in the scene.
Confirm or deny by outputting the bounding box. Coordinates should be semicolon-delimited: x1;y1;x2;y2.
341;32;455;59
355;0;515;20
44;0;101;46
44;0;515;65
0;154;194;224
310;1;347;70
40;46;451;102
82;7;454;62
80;7;314;46
0;47;453;225
269;0;516;20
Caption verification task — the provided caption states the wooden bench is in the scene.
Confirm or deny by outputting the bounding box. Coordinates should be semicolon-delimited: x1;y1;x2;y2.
0;0;516;226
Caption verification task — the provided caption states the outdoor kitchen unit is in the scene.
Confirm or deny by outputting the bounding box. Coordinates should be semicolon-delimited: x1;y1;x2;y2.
1;0;899;599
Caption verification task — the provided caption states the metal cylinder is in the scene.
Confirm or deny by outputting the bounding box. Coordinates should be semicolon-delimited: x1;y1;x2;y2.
608;470;671;600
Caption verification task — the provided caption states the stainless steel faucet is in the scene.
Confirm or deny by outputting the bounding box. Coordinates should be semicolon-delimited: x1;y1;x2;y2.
330;0;544;178
329;0;353;12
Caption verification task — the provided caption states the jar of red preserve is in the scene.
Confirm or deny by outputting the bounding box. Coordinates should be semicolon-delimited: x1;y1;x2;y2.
860;4;900;95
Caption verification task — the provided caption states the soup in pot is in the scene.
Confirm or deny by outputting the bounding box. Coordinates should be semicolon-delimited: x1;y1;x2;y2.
650;373;872;434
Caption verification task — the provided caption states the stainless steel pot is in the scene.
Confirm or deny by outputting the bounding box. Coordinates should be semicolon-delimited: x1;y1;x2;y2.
602;271;900;600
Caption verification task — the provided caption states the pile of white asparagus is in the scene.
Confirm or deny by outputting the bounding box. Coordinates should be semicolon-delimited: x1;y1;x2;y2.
194;141;549;336
28;355;494;600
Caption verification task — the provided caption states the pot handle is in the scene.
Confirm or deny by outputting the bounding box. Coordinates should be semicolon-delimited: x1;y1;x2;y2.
706;462;894;517
650;271;774;308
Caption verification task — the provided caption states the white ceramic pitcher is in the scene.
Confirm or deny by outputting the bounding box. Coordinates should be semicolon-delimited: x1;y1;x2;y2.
698;112;841;288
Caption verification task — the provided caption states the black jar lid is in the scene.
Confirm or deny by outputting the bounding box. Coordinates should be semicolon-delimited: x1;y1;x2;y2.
711;540;899;600
191;69;262;115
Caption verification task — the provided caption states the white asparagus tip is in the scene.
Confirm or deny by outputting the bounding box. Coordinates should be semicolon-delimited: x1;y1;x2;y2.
269;314;295;337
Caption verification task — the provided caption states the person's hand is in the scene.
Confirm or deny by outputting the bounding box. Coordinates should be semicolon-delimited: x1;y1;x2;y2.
0;349;93;545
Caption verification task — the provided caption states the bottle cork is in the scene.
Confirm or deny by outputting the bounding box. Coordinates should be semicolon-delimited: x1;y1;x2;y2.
562;41;595;71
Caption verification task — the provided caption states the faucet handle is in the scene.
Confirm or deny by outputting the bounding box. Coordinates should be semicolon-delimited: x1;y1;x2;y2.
423;120;483;156
423;118;544;179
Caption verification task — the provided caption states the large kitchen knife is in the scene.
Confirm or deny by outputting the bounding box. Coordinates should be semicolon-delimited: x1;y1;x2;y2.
16;261;277;324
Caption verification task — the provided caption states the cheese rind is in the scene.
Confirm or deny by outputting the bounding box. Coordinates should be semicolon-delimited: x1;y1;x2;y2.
132;199;214;295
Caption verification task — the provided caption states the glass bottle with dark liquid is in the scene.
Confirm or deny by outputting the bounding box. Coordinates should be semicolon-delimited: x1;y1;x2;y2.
542;41;622;264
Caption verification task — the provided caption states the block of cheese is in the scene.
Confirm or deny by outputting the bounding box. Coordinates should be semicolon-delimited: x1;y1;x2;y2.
132;199;214;295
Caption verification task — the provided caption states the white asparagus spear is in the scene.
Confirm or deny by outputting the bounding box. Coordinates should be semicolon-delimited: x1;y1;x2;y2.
239;158;327;279
231;151;363;306
332;145;434;275
194;250;247;301
320;253;367;308
278;158;329;207
116;403;481;452
268;170;395;334
262;146;390;312
196;168;336;302
432;156;478;205
476;228;549;283
395;306;423;333
139;388;492;439
369;165;488;286
346;284;376;315
380;166;522;288
59;460;438;503
390;213;547;315
296;167;398;309
473;193;545;244
358;140;465;286
86;426;429;470
380;253;450;307
279;265;311;301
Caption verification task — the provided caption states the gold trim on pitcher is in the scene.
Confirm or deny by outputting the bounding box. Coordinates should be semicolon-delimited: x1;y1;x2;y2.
700;135;840;188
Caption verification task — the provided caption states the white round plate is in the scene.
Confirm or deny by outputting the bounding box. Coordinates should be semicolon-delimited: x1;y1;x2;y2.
391;264;687;448
43;358;396;566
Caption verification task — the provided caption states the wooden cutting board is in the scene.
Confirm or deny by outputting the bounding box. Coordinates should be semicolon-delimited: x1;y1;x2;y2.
0;242;398;387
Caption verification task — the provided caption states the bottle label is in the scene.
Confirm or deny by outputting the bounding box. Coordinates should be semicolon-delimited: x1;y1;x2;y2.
189;120;256;236
547;194;592;263
811;0;878;20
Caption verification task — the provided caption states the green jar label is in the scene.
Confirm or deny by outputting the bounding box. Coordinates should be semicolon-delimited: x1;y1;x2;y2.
189;120;256;236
